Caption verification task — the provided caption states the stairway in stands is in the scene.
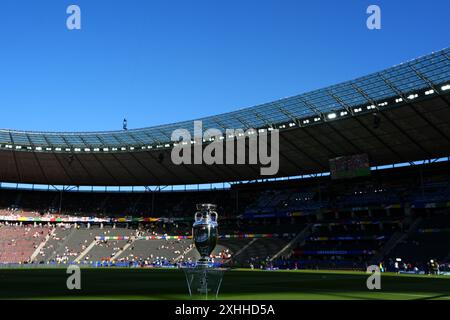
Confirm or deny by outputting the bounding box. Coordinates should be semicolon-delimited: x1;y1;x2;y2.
374;217;423;263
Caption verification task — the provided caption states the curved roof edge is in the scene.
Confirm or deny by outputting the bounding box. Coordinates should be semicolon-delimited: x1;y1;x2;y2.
1;47;449;150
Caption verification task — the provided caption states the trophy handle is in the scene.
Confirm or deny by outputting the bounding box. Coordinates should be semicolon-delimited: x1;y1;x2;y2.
210;211;218;223
195;212;203;223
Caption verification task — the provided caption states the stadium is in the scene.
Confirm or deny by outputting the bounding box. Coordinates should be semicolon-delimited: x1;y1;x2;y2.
0;46;449;300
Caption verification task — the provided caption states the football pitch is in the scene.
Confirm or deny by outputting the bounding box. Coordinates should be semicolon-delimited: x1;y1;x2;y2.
0;268;448;300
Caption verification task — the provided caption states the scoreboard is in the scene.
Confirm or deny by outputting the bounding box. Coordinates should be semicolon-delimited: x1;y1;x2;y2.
329;154;370;180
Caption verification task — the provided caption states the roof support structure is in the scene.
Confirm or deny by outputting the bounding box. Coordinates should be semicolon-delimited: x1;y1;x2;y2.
409;63;450;108
299;126;339;158
42;135;76;185
351;83;433;158
8;132;23;183
96;134;164;185
298;95;364;154
278;133;327;171
378;73;450;144
232;116;271;177
137;131;185;184
127;151;164;185
327;90;407;163
321;121;365;154
153;128;225;183
78;136;120;185
275;105;338;157
267;133;299;177
59;136;97;182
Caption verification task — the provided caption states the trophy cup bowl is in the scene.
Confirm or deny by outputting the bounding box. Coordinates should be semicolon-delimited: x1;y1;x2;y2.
193;204;218;266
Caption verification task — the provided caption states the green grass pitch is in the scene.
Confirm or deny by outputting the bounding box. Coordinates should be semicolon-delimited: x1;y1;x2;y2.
0;268;448;300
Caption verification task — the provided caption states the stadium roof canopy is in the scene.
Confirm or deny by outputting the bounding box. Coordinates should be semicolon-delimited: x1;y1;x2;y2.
0;47;449;186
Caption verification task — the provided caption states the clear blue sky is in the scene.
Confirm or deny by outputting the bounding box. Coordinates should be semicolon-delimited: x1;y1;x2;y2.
0;0;449;132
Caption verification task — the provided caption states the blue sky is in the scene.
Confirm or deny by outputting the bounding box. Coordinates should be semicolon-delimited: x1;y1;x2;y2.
0;0;449;132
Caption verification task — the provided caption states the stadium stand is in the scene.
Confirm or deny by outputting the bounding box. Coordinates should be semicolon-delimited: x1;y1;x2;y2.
0;161;448;270
0;223;51;263
0;48;449;273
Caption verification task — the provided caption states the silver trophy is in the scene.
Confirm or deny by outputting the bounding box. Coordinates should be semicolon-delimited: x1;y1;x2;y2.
193;203;218;266
183;203;225;299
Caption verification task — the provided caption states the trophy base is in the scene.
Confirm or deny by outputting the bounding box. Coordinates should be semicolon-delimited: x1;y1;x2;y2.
196;257;212;267
183;265;226;300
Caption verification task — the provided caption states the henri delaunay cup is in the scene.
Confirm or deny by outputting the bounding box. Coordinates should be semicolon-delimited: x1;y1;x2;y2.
184;204;225;299
193;203;218;265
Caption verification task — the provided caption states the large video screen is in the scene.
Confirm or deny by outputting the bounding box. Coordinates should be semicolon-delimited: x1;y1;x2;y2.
329;154;370;180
